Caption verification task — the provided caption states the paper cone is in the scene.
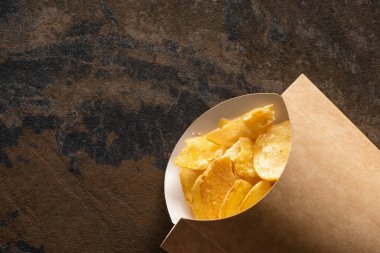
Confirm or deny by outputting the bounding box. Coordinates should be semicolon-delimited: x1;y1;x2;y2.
165;93;289;224
162;74;380;253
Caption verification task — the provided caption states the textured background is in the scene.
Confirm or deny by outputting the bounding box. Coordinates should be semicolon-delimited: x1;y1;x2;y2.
0;0;378;252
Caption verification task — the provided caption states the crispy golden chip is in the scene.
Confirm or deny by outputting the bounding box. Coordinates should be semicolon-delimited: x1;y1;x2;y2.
206;118;252;147
223;139;241;160
239;180;271;212
238;175;262;186
234;137;256;178
223;137;256;178
190;175;207;219
218;117;231;128
254;121;291;181
191;156;236;220
174;136;226;171
219;179;252;218
242;104;275;140
179;168;203;205
207;105;275;147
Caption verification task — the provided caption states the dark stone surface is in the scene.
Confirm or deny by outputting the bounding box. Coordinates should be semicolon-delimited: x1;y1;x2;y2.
0;1;378;252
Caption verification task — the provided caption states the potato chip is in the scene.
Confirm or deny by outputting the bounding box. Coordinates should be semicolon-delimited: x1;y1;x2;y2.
174;136;226;171
254;121;291;181
206;118;252;147
191;156;236;220
179;168;203;205
239;180;272;212
219;179;252;218
242;104;275;140
223;137;256;178
223;139;241;160
234;137;256;178
218;117;231;128
207;105;274;147
238;175;262;186
190;176;207;219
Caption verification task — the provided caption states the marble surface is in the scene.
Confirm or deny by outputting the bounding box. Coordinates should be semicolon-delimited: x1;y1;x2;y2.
0;0;378;252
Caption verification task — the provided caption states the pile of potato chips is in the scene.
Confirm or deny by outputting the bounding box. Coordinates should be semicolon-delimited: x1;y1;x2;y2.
175;104;291;220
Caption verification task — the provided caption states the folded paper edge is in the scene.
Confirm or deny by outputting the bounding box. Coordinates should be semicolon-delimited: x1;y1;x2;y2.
161;219;226;253
285;73;379;152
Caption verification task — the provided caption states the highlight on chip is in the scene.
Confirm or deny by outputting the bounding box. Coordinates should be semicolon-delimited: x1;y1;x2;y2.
254;120;291;181
223;139;241;160
242;104;275;140
223;137;256;178
174;136;226;171
234;137;256;178
191;156;236;220
239;180;272;212
206;117;253;147
219;179;252;218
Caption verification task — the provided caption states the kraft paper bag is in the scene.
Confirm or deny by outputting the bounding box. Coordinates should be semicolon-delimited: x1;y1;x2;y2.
161;74;380;253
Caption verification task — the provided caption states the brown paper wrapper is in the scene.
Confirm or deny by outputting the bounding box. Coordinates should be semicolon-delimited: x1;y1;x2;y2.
161;74;380;253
